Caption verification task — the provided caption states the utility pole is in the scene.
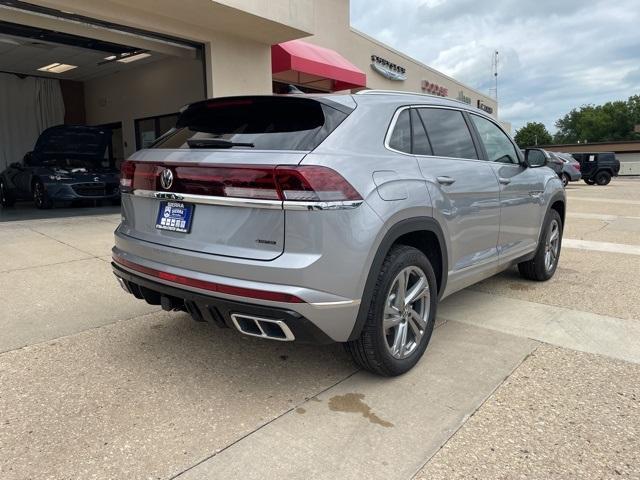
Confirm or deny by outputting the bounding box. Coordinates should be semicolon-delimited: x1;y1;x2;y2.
492;50;499;104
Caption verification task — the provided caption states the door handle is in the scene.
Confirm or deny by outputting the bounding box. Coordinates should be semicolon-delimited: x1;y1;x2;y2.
498;177;511;185
436;176;456;186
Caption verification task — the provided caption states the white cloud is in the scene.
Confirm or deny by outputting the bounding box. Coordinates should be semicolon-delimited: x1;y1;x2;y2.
351;0;640;132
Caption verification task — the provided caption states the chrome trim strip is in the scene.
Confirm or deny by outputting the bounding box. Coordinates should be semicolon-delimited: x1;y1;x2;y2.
132;189;282;209
309;299;361;308
130;190;362;210
283;200;363;211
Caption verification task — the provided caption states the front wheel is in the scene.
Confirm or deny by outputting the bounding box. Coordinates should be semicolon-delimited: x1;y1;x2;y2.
345;245;437;376
584;179;596;185
518;210;563;281
33;181;52;209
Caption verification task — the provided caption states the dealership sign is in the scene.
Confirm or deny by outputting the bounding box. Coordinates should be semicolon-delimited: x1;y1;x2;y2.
421;80;448;97
477;100;494;114
370;55;407;81
457;90;471;104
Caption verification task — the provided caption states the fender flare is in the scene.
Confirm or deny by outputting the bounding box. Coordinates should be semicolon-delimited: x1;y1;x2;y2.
347;216;448;341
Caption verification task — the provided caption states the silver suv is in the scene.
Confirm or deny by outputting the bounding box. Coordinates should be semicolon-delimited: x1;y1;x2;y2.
112;91;565;376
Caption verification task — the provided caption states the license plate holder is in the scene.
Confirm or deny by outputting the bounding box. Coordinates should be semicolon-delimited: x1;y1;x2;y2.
155;201;194;233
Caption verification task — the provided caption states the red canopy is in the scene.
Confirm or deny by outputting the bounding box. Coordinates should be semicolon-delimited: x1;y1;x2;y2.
272;40;366;91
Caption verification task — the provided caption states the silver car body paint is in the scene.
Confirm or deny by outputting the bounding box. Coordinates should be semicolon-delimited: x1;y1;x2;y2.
113;92;565;342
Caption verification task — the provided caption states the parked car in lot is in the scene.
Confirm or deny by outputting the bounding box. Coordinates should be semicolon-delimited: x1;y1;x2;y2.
111;91;566;376
551;151;582;187
571;151;620;185
0;125;119;209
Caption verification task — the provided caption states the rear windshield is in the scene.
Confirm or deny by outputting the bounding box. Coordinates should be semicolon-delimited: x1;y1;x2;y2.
151;97;351;151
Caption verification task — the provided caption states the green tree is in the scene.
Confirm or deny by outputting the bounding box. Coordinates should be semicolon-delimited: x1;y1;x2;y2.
554;96;640;143
514;122;552;147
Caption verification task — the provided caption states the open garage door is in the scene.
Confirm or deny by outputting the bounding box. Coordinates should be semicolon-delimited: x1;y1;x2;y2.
0;7;205;217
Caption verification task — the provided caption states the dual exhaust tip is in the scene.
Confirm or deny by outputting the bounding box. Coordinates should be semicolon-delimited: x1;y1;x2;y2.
230;313;295;342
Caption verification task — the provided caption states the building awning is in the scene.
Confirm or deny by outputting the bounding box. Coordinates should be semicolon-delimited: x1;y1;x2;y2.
271;40;366;91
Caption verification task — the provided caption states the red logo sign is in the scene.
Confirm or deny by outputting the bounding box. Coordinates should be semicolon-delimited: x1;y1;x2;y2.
421;80;448;97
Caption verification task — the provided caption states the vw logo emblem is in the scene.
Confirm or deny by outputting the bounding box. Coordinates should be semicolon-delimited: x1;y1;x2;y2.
160;169;174;190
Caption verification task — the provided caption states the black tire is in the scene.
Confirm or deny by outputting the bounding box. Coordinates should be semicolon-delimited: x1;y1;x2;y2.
0;179;16;207
33;181;52;209
560;173;570;187
595;171;611;186
518;209;563;281
584;179;596;185
345;245;438;376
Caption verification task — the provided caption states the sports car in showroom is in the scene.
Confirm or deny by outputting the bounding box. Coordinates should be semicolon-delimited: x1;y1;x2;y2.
0;125;119;209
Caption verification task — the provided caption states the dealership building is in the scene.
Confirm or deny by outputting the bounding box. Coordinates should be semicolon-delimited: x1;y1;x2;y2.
0;0;499;171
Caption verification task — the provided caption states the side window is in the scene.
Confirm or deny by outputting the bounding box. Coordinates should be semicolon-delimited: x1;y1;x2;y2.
388;109;411;153
418;108;478;159
470;115;519;164
410;109;432;156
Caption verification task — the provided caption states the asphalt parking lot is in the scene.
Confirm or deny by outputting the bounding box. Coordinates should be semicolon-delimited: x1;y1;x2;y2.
1;179;639;479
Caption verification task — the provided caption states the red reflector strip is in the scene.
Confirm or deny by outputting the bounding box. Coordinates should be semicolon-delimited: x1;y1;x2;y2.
113;255;305;303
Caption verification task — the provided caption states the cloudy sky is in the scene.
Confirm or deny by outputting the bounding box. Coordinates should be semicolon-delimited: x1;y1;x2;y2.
350;0;640;133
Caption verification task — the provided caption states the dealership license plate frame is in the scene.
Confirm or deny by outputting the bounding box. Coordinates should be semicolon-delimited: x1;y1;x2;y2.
155;201;195;234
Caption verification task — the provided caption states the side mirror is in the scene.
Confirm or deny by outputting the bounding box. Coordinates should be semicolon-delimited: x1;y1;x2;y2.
9;162;22;169
524;148;547;168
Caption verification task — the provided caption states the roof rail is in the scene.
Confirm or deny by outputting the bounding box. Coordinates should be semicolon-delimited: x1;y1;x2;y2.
356;89;477;107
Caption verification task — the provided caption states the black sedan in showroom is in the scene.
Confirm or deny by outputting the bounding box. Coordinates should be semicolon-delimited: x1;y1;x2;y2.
0;125;119;209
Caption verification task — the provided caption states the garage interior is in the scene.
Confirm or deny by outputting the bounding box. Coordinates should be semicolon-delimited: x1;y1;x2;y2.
0;16;205;214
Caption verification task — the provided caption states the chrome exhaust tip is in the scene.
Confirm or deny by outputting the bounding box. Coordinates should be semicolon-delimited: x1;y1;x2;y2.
230;314;295;341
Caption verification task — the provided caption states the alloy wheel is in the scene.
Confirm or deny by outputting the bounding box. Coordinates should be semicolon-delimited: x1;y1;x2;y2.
383;266;430;359
33;183;44;208
544;219;560;272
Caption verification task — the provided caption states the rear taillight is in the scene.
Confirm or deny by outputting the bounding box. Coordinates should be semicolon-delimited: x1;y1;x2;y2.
123;163;361;202
275;166;361;201
574;162;580;171
120;160;135;193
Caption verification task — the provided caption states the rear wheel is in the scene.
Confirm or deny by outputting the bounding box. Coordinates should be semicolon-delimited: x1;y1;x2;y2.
345;245;437;376
0;179;16;207
33;181;52;209
584;178;596;185
518;210;562;281
595;171;611;186
560;173;570;187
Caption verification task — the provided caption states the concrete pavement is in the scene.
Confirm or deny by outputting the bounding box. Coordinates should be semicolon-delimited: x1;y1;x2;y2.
1;179;639;479
416;345;640;480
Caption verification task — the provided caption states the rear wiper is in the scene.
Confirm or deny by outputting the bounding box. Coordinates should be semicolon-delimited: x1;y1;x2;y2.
187;138;254;149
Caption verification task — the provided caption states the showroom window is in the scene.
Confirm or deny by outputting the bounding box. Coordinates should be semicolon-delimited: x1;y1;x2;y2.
135;113;179;150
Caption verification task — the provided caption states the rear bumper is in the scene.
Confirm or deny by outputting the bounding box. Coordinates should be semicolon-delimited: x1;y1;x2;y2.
113;262;334;344
111;245;362;342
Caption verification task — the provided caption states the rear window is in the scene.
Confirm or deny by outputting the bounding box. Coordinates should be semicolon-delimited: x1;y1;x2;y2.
151;97;351;151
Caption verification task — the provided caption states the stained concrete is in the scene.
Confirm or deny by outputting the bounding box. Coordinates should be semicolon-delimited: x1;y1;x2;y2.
176;322;537;480
0;311;355;480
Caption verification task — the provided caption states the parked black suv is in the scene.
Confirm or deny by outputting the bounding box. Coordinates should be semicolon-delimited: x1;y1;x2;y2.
571;152;620;185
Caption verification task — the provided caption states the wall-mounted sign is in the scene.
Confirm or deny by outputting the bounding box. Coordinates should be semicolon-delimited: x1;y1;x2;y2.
370;55;407;81
421;80;448;97
457;90;471;104
477;100;494;114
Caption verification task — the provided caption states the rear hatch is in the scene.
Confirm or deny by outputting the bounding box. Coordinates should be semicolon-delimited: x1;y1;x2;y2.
118;96;353;261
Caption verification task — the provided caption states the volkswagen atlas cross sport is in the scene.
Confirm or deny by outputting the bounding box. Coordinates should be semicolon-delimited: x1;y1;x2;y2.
112;91;565;376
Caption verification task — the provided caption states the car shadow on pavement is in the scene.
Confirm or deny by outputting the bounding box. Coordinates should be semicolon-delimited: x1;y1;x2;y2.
109;310;356;392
